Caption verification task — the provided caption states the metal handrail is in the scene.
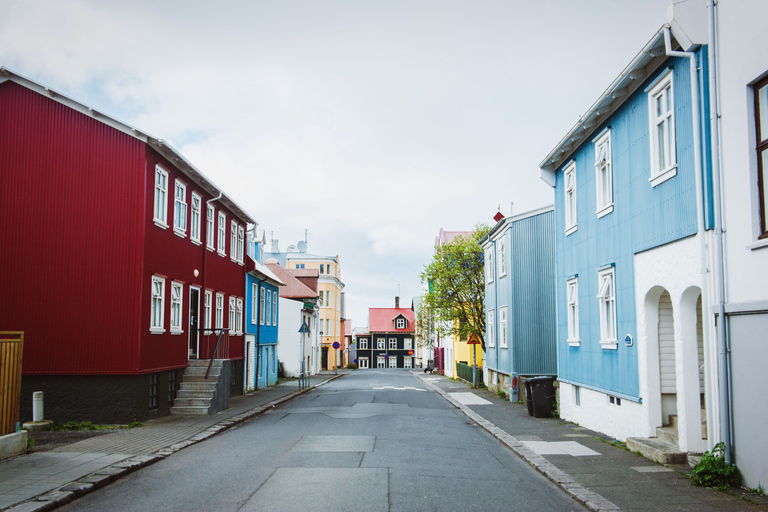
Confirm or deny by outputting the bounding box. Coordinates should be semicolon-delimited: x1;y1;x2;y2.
205;328;227;380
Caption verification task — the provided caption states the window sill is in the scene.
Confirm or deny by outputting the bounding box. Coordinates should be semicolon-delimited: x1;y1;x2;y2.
565;224;578;236
500;344;508;349
207;245;215;252
217;251;226;258
600;340;618;350
150;328;165;335
747;238;768;251
498;272;507;279
567;338;580;347
173;228;187;239
153;219;168;230
171;330;184;335
191;239;201;246
596;204;613;218
649;166;677;187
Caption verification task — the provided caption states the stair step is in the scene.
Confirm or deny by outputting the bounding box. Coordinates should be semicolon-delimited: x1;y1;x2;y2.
173;398;212;407
170;406;210;416
179;382;215;391
626;437;687;465
181;375;219;383
176;389;215;399
182;367;221;377
668;414;679;428
656;425;679;446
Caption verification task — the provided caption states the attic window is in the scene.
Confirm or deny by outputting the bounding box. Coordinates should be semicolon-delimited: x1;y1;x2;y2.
396;318;406;329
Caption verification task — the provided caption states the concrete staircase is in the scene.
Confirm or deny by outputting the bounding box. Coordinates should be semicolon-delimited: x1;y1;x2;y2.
170;360;221;415
627;415;687;465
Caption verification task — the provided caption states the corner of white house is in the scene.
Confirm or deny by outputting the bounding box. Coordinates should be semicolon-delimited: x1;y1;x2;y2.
558;382;646;440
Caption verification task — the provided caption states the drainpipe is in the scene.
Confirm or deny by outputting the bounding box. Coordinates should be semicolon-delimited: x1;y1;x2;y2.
200;191;223;358
663;26;710;453
254;277;264;390
706;0;732;464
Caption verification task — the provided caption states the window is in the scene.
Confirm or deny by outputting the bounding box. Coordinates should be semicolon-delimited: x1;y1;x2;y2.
230;221;238;262
594;129;613;216
359;357;369;368
498;238;507;277
318;291;324;307
204;290;212;329
260;288;265;325
567;277;580;346
295;263;305;269
154;166;169;228
404;338;412;350
359;338;368;349
597;267;618;349
149;374;158;409
389;357;397;368
173;180;187;235
251;283;258;323
190;193;201;243
229;296;236;334
327;291;332;308
404;357;412;369
170;281;183;333
389;338;397;349
377;338;385;349
485;248;494;283
217;212;226;256
168;371;177;405
487;310;495;348
325;319;330;336
215;293;224;330
649;70;676;186
574;385;581;407
237;225;245;263
320;264;324;274
499;307;508;348
206;204;215;250
377;356;386;368
236;298;243;335
272;293;277;325
755;76;768;239
564;162;577;234
150;276;165;333
396;317;405;329
266;290;272;326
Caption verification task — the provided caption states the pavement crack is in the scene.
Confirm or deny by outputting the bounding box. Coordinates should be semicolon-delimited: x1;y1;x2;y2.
235;467;277;512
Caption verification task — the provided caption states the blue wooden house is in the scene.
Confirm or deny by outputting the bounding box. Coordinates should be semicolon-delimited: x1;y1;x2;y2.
538;25;717;457
245;239;284;390
481;206;557;402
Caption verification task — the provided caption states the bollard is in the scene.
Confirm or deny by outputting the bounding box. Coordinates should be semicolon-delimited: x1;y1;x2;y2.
33;391;44;422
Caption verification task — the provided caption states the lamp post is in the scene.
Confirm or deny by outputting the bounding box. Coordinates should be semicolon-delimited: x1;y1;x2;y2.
298;321;310;390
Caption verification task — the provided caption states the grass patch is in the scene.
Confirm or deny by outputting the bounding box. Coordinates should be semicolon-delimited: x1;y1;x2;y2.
690;443;741;491
44;421;143;432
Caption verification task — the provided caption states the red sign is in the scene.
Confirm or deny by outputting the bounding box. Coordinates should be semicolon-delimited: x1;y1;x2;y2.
408;350;413;355
467;334;481;345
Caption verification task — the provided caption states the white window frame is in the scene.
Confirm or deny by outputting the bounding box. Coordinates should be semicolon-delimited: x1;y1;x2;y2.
388;357;397;368
404;338;412;350
497;238;507;278
237;225;245;264
190;193;201;244
170;281;183;334
389;338;397;350
487;309;495;348
206;204;215;250
377;356;386;368
215;293;224;331
251;283;258;324
377;338;386;349
594;129;613;217
236;298;243;335
229;296;236;335
564;161;577;235
648;70;677;186
150;275;165;333
173;180;187;236
499;306;508;348
153;166;169;228
359;357;369;368
404;357;412;369
266;290;272;326
597;267;618;349
359;338;368;349
272;293;277;325
485;248;494;283
396;318;405;329
204;290;212;329
230;220;238;262
259;287;266;325
217;212;226;257
566;277;580;346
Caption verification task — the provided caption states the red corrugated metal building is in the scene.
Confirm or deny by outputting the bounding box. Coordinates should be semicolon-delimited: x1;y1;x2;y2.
0;68;255;423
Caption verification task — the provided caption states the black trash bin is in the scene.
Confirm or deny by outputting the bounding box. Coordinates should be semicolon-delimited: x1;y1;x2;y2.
525;376;556;418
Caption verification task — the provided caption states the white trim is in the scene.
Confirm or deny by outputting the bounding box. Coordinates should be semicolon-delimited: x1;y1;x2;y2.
230;220;238;263
170;281;184;334
594;129;614;217
189;285;201;357
229;296;236;335
566;277;580;346
206;204;215;251
190;192;202;245
204;290;212;329
215;293;224;330
648;69;676;183
153;165;169;229
487;309;495;348
237;225;245;265
485;247;494;284
498;306;508;348
747;238;768;251
173;180;187;237
497;238;507;278
236;298;244;335
404;337;413;350
597;267;618;349
217;212;226;257
564;161;577;234
150;275;165;333
649;166;678;187
388;338;397;350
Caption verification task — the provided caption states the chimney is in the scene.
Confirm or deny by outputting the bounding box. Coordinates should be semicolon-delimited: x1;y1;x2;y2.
395;296;400;308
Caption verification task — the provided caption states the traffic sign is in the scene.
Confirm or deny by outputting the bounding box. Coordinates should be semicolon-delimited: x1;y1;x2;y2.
408;350;413;355
332;341;340;349
467;334;481;345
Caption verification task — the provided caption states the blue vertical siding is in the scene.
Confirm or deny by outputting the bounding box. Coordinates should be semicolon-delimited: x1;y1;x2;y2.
553;50;710;399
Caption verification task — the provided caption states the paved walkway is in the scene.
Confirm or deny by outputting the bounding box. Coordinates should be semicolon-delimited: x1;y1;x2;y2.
418;373;768;512
0;374;340;512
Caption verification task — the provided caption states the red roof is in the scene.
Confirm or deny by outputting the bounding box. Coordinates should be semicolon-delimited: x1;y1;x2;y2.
266;263;317;300
369;308;415;333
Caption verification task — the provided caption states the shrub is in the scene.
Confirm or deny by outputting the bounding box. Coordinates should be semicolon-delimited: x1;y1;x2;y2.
690;443;741;490
346;363;358;370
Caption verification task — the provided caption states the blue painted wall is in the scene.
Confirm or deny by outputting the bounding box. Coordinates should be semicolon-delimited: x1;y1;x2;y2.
246;240;279;387
553;51;711;399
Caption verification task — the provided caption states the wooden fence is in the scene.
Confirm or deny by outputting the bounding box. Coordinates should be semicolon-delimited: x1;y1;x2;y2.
0;332;24;436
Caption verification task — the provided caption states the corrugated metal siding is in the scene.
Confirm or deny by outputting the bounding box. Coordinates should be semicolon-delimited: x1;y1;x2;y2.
0;81;145;374
553;52;710;398
511;211;557;375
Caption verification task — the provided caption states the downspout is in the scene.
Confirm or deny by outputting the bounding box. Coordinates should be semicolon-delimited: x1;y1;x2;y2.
663;26;710;453
254;277;264;390
201;191;223;357
707;0;732;464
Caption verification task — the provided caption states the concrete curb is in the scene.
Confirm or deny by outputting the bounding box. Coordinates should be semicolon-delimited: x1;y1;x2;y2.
416;374;621;512
2;374;344;512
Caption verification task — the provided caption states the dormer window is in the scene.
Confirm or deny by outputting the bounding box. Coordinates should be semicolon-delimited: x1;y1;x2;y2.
396;317;406;329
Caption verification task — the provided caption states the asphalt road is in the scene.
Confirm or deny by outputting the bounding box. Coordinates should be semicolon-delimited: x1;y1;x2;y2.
60;370;585;511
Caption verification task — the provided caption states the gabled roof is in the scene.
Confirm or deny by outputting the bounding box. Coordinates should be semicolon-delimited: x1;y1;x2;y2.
266;263;317;300
246;257;284;287
369;308;416;334
0;67;255;224
537;25;688;185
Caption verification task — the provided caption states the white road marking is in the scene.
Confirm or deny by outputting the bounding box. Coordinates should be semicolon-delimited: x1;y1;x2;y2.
372;386;426;392
448;392;493;405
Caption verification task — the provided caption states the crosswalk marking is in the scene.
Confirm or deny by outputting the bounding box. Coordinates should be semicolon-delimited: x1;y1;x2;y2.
372;386;426;392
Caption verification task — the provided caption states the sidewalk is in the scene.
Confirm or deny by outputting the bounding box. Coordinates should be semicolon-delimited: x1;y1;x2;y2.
0;373;342;512
417;373;768;512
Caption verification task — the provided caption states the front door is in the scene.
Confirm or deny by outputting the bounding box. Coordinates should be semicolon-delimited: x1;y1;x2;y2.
321;347;328;370
189;287;200;359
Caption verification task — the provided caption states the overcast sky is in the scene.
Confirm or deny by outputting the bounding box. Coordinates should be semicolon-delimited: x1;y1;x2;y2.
1;0;672;327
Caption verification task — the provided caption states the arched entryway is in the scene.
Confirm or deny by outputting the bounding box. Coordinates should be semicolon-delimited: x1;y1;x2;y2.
658;290;678;429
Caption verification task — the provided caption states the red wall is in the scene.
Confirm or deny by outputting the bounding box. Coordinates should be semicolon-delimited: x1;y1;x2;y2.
0;82;145;374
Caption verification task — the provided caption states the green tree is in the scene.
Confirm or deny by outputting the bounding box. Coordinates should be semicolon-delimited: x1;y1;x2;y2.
421;224;490;352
